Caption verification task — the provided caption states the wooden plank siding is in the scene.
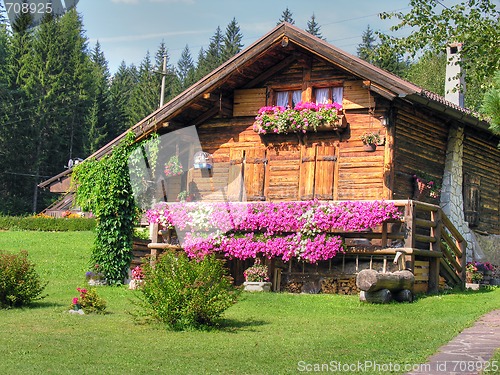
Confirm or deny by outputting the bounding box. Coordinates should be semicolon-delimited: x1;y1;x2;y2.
188;61;391;203
392;103;448;203
463;129;500;233
336;113;387;200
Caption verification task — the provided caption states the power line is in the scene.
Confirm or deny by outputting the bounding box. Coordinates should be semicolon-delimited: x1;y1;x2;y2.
321;7;411;26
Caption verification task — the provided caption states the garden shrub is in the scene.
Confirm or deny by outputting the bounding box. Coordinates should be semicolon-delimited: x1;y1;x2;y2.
0;250;47;308
136;252;239;330
70;287;107;314
0;216;96;231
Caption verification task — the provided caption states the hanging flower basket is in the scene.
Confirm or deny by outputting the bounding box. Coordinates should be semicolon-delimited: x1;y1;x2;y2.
363;143;377;152
412;172;441;200
253;102;344;135
360;132;380;152
164;155;183;177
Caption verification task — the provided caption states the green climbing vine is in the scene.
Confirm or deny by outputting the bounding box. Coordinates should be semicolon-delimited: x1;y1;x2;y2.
72;132;137;284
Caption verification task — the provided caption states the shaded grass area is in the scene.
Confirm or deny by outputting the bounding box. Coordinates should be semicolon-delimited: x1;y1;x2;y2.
0;231;500;374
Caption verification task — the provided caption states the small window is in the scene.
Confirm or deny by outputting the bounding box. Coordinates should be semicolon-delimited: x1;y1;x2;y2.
314;87;343;105
275;90;302;107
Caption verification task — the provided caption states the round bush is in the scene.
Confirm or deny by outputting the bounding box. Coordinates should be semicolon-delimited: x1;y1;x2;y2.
0;250;47;308
136;252;239;330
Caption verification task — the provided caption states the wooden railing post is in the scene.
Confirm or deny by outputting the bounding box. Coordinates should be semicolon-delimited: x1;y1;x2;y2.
149;223;159;266
403;201;416;271
404;201;416;248
428;209;442;293
460;240;467;286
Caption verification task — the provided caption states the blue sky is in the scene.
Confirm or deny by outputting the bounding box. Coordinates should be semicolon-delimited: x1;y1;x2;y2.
75;0;451;73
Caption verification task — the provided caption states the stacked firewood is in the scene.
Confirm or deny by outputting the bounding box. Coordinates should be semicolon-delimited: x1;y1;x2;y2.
321;276;359;295
284;282;303;293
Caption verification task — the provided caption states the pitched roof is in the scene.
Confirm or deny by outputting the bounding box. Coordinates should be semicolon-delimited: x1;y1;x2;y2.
39;22;491;189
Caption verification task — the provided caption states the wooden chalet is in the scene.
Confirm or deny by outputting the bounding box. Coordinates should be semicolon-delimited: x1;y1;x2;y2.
40;23;500;294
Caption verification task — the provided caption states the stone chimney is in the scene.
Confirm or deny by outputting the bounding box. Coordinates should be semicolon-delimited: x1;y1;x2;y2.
445;43;465;107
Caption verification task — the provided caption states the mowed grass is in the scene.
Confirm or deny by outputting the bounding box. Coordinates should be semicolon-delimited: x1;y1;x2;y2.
1;231;500;375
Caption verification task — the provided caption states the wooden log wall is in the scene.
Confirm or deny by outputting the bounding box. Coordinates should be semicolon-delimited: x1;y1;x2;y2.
392;103;448;202
192;115;387;201
188;57;391;202
463;128;500;234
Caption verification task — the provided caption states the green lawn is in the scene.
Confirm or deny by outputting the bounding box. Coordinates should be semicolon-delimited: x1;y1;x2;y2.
1;231;500;374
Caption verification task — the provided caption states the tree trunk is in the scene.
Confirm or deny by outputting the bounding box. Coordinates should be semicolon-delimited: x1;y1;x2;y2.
393;289;413;303
359;289;392;304
356;269;414;292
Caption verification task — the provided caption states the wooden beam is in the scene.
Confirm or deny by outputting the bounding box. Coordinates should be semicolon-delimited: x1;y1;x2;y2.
243;56;298;89
192;106;220;126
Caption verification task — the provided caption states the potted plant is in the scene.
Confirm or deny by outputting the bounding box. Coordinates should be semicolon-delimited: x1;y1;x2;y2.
129;265;144;290
413;172;441;200
360;132;381;152
85;263;106;286
243;258;271;292
466;262;483;290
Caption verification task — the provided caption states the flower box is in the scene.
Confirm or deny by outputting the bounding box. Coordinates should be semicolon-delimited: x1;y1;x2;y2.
243;281;272;292
465;282;480;290
253;102;343;135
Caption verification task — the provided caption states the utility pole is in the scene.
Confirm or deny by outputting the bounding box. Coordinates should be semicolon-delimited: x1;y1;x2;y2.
159;54;167;107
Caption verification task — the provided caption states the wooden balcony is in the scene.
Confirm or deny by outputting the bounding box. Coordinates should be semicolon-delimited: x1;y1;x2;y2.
141;200;466;293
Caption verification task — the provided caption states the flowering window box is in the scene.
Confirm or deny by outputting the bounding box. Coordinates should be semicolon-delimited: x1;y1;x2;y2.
253;102;344;135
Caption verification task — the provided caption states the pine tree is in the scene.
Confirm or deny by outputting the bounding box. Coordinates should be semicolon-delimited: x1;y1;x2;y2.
0;5;35;214
86;41;113;154
194;46;208;81
16;10;93;212
204;26;223;72
176;45;195;93
357;24;408;77
221;18;243;61
110;61;137;130
357;25;377;64
0;2;6;25
277;7;295;25
306;14;323;39
128;52;159;125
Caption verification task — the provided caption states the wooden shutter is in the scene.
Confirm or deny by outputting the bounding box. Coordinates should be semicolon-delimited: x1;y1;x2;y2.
233;88;267;117
299;144;337;201
299;145;317;200
243;148;266;201
227;149;244;201
464;174;481;227
314;145;337;200
265;146;300;200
